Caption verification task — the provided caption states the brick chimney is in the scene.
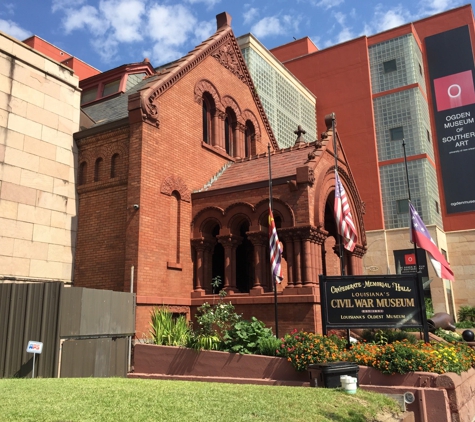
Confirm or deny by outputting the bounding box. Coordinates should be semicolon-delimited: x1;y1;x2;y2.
216;12;232;30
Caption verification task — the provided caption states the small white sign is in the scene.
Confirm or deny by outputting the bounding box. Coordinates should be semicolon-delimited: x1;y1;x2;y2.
26;341;43;354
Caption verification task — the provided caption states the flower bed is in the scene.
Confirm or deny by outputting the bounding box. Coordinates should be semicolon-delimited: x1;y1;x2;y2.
276;330;475;375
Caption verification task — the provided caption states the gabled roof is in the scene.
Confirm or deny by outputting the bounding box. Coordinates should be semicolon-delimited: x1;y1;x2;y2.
81;12;279;149
201;141;324;192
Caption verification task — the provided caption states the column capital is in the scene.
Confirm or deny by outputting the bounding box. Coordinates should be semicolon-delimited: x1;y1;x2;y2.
352;245;366;258
311;226;328;245
246;231;266;246
191;237;215;251
217;234;242;248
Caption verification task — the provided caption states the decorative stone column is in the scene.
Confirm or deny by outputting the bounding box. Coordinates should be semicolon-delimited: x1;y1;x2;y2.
213;109;226;150
247;231;266;293
191;237;215;292
293;235;302;287
217;234;241;292
351;245;366;275
191;237;214;292
312;227;328;282
235;122;246;159
281;232;294;287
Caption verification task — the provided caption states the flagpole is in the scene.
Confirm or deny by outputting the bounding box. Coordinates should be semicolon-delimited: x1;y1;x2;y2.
332;114;345;276
332;114;351;347
268;143;279;339
402;139;420;273
402;140;429;343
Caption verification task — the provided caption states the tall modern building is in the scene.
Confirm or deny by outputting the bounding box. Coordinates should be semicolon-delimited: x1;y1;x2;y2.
237;34;317;148
271;5;475;316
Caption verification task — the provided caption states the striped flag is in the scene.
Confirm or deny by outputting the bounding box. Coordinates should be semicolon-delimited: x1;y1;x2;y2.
334;170;357;252
409;202;454;280
269;207;283;284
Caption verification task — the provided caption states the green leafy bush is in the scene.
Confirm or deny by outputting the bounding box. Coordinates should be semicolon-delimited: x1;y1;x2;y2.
257;336;282;356
191;290;241;350
222;317;274;354
458;305;475;322
360;329;417;345
149;307;191;346
456;320;475;329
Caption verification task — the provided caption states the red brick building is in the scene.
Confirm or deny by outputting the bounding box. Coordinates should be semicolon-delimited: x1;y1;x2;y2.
73;13;366;336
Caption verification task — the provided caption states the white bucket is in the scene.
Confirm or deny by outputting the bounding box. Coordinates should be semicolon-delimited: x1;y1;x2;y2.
340;375;357;394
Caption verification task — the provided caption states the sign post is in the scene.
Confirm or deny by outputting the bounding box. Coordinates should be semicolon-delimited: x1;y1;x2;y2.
26;341;43;378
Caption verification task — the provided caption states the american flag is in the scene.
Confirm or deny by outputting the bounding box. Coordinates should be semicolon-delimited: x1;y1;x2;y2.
334;170;357;252
269;207;283;284
409;202;454;281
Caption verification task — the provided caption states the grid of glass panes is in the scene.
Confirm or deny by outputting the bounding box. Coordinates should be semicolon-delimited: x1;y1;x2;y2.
380;160;443;229
369;34;426;94
373;88;435;162
241;47;317;148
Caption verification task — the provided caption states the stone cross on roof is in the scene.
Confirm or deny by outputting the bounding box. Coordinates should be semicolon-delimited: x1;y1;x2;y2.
294;125;306;146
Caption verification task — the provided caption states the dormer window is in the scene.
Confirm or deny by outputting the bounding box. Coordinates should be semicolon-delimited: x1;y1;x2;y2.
102;79;121;97
81;87;97;105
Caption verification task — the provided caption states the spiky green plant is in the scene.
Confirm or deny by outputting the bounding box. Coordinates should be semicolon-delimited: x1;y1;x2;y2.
149;307;191;346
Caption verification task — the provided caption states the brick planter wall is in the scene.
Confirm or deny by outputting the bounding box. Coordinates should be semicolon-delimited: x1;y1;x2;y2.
359;366;475;422
130;343;308;386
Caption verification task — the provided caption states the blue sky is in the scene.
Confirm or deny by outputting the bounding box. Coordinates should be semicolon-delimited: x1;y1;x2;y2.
0;0;468;71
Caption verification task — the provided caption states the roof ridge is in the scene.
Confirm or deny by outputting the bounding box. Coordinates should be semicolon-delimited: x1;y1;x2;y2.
194;161;233;192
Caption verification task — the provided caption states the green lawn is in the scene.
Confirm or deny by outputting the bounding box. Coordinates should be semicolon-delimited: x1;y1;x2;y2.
0;378;400;421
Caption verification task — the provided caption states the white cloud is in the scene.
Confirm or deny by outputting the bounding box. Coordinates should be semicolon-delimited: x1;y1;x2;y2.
2;3;15;15
335;26;353;43
0;19;31;40
251;14;301;39
314;0;344;10
52;0;87;13
243;7;259;25
147;4;197;46
52;0;218;65
193;19;215;44
373;5;410;32
418;0;461;15
99;0;145;43
62;5;107;36
184;0;221;7
251;16;283;38
91;36;119;62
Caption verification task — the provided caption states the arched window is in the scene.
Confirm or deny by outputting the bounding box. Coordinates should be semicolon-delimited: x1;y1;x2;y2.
224;107;237;157
202;93;214;145
110;153;120;178
94;158;103;182
79;162;87;185
169;191;181;264
245;121;255;158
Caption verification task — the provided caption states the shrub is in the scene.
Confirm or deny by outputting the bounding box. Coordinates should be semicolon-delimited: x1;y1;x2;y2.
191;290;241;350
456;320;475;329
458;305;475;322
257;336;282;356
222;317;274;354
149;307;191;346
360;329;417;345
425;297;434;319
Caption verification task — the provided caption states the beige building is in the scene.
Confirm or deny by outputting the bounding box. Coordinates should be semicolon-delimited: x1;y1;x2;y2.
0;31;81;283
